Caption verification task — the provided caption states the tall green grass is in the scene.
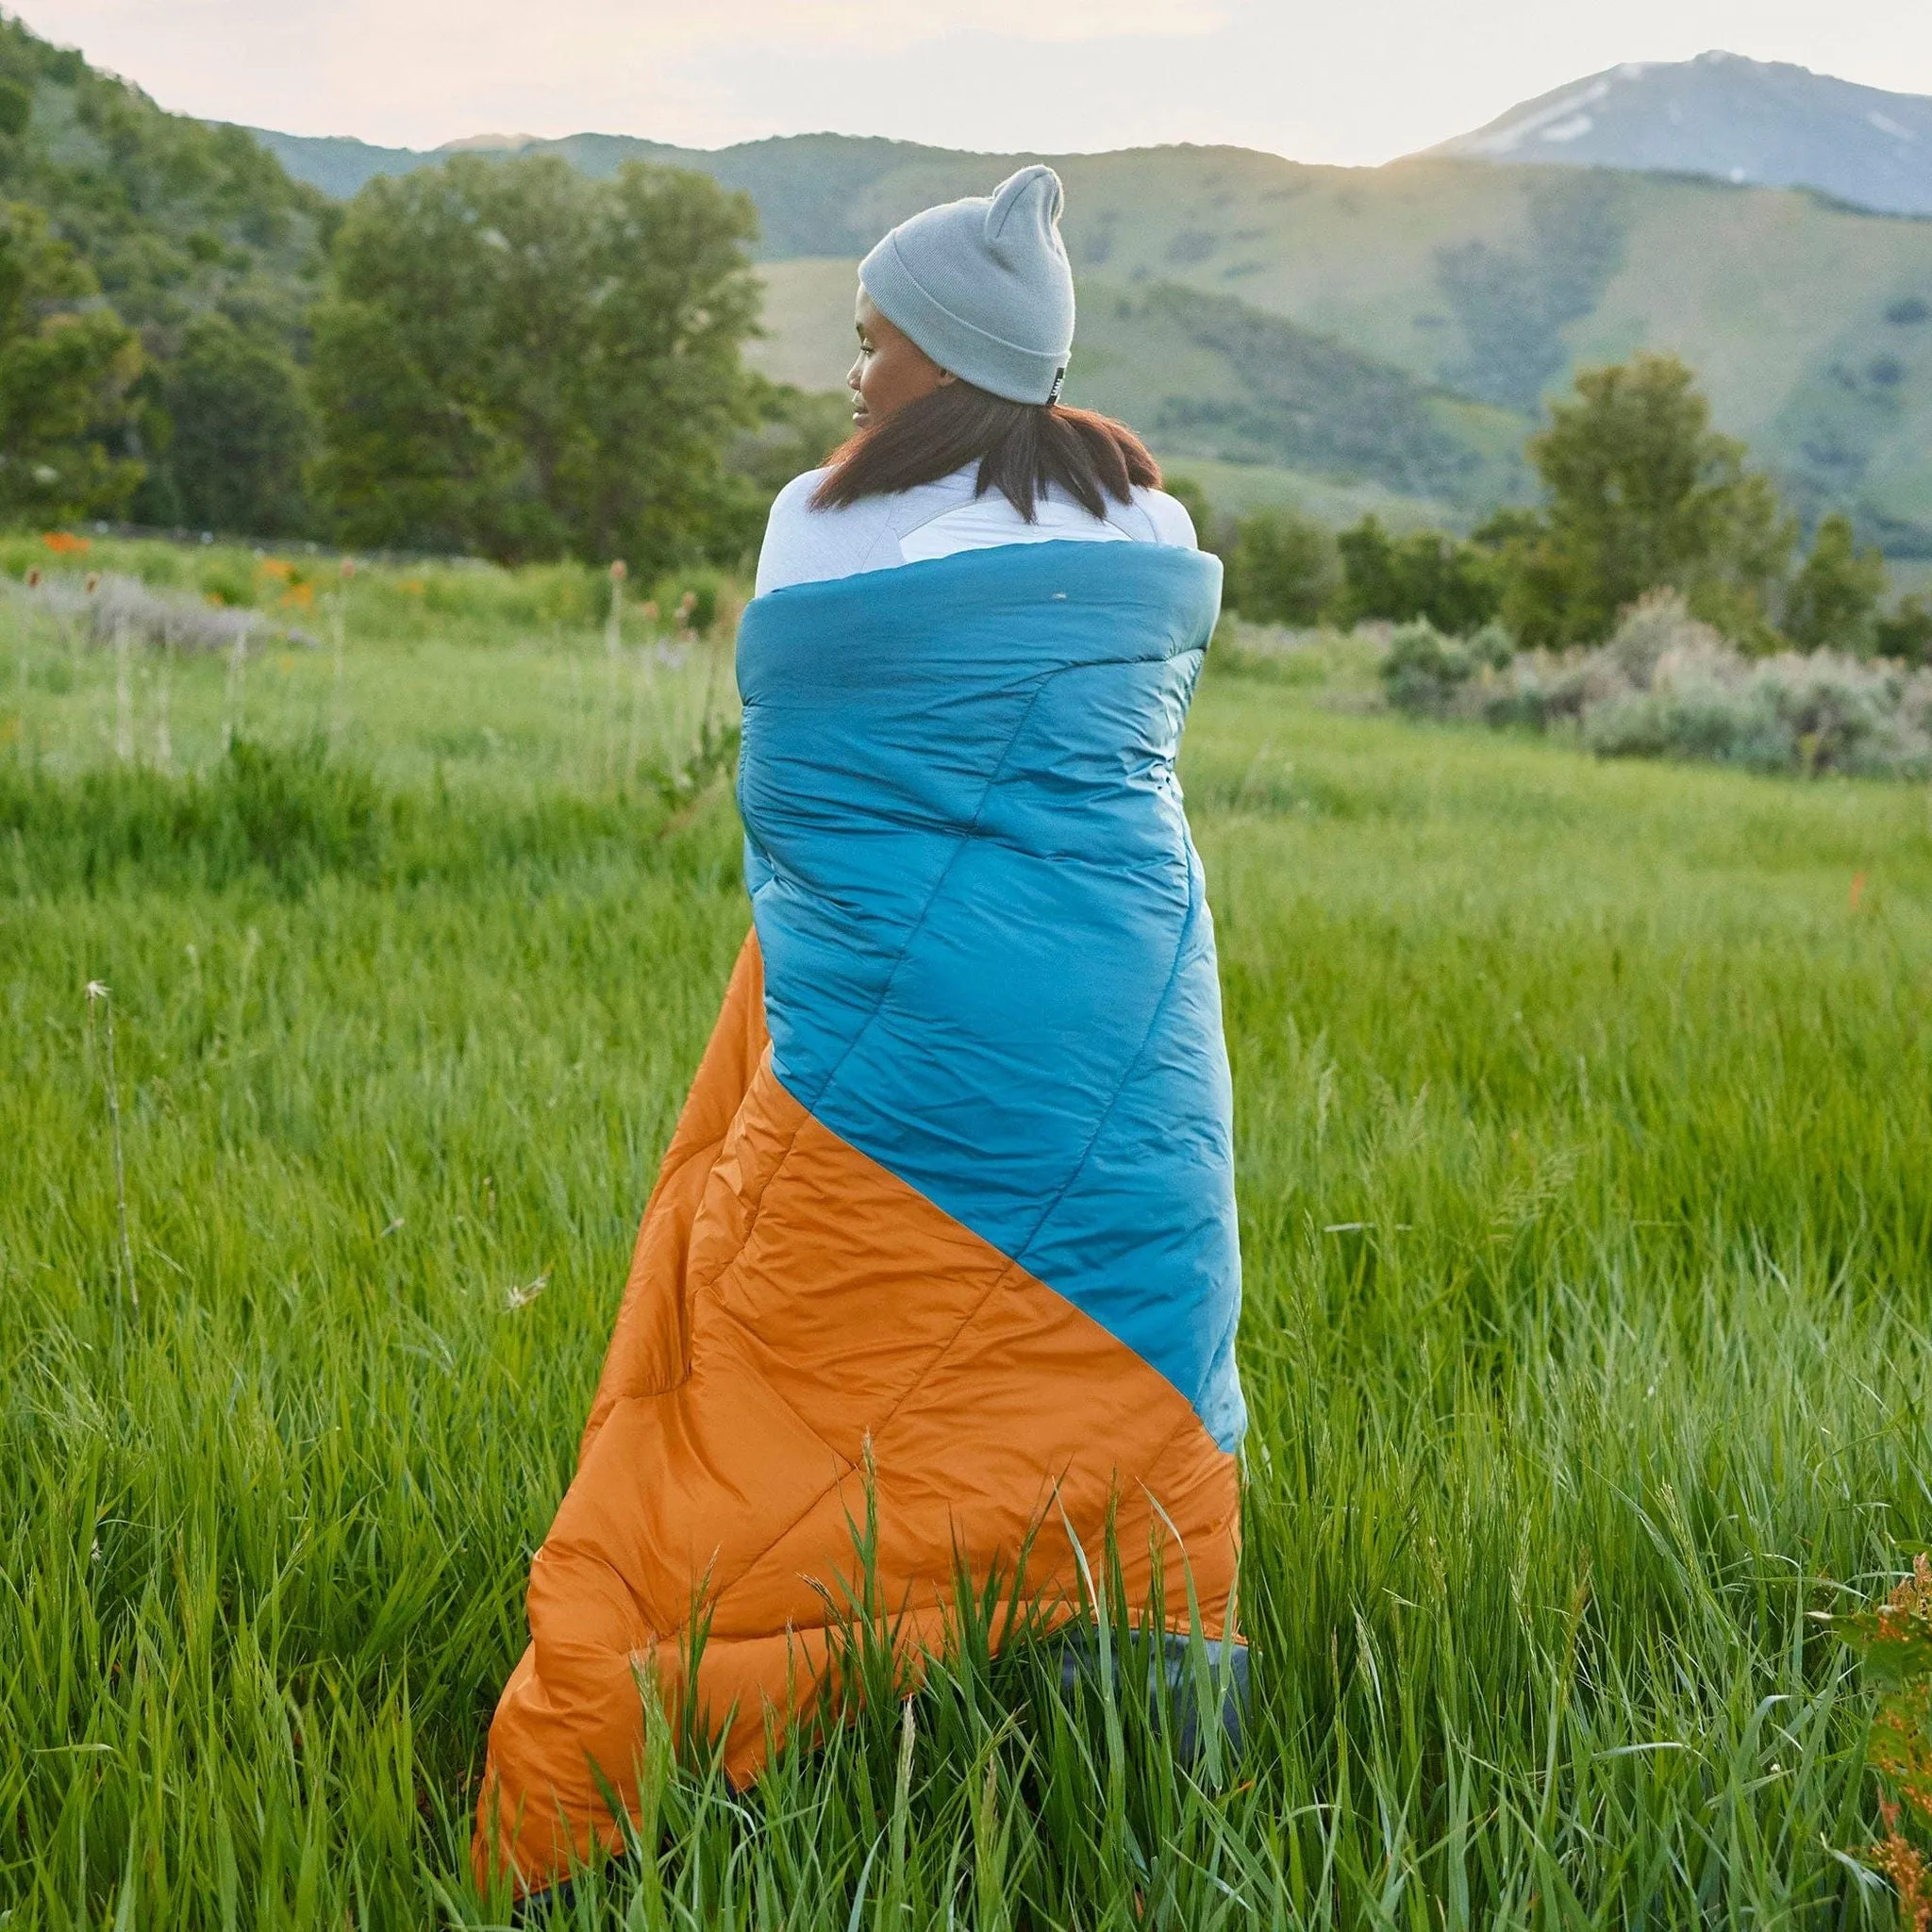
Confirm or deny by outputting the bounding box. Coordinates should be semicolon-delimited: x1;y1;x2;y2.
2;562;1929;1926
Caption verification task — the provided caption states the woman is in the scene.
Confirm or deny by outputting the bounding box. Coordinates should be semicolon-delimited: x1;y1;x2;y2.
477;165;1245;1896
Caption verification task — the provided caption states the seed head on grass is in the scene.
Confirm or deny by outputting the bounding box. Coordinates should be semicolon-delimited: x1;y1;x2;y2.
504;1274;548;1312
84;980;138;1313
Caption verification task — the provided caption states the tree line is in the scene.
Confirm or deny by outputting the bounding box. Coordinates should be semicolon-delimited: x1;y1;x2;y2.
8;108;1928;659
1191;353;1931;666
8;146;838;580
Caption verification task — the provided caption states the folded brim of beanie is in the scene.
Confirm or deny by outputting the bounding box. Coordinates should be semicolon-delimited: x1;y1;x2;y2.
860;235;1068;407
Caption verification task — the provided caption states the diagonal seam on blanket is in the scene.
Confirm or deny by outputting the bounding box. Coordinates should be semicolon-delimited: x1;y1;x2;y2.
1009;858;1202;1280
790;675;1052;1116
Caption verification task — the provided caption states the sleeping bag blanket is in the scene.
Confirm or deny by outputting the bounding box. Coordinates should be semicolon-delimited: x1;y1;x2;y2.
477;539;1246;1890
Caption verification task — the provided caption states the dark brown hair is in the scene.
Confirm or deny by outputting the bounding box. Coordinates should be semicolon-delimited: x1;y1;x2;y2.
811;383;1161;521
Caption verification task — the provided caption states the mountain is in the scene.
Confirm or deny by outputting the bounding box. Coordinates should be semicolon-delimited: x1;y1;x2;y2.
241;126;988;258
1428;52;1932;218
732;145;1932;552
245;120;1932;550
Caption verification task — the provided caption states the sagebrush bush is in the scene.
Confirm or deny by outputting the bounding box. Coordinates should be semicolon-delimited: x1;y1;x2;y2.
5;571;302;653
1380;618;1513;716
1392;590;1932;777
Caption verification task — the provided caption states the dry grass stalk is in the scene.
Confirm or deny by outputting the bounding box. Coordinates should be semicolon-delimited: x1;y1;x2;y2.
223;620;251;747
331;558;356;754
606;560;627;788
113;620;133;762
154;652;173;772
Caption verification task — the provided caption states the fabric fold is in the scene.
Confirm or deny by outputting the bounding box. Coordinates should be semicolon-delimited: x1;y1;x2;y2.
477;542;1244;1893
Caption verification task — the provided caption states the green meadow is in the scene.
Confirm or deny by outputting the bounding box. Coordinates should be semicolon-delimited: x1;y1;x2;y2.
2;550;1929;1927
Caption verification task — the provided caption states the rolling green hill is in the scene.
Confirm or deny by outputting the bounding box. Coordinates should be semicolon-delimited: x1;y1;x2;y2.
753;143;1932;550
4;23;327;337
0;16;331;529
752;254;1527;519
259;125;1932;550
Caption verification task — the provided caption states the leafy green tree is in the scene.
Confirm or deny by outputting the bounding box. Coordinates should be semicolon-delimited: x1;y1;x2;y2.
726;379;852;500
1875;596;1932;669
1224;507;1339;625
1782;513;1886;654
1332;515;1502;635
1501;353;1794;649
311;155;761;571
0;202;142;522
143;312;316;535
0;15;330;341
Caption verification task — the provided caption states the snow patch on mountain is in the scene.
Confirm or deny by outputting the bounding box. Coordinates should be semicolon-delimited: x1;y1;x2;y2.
1426;52;1932;218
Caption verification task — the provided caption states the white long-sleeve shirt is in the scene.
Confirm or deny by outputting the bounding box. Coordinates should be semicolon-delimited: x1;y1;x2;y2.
753;462;1198;597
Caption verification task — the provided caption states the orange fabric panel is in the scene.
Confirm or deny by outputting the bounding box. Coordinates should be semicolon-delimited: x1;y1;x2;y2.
575;931;772;1457
476;931;1241;1894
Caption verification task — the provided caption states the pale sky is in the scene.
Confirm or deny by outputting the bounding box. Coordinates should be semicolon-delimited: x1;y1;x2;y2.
14;0;1932;165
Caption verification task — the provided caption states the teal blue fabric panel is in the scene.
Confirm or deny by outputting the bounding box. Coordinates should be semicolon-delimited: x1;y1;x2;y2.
736;541;1243;1451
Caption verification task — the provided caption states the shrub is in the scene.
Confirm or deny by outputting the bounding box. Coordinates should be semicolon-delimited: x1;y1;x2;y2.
1380;618;1512;716
1604;586;1725;686
5;569;302;652
1426;591;1932;777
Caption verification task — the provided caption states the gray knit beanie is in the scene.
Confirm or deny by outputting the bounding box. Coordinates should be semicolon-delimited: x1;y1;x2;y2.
859;165;1075;406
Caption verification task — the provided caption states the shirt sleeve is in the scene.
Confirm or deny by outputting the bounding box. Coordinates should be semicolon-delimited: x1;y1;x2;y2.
754;469;909;595
753;470;832;597
1133;486;1200;551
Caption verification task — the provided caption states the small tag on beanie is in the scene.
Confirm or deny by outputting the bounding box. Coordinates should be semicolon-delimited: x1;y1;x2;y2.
1047;366;1066;405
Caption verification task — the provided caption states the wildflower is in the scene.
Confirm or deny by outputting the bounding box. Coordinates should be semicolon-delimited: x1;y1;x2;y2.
42;530;90;555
